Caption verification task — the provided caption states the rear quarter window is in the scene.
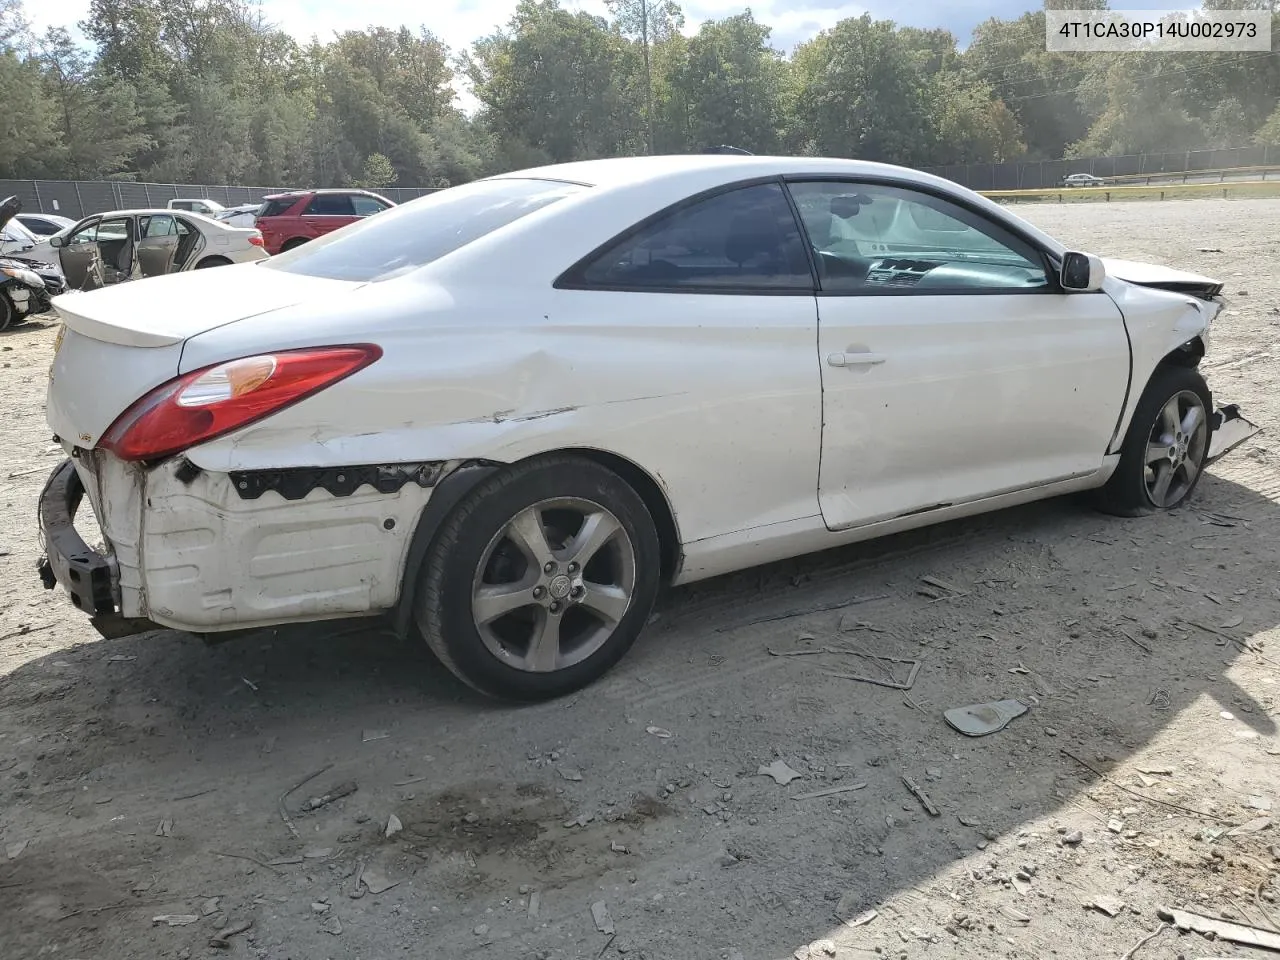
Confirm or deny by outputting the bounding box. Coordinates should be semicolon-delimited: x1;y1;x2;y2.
262;178;585;282
258;197;301;218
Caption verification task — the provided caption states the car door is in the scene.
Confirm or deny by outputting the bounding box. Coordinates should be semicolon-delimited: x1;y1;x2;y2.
302;193;357;237
136;214;181;277
786;178;1130;532
58;218;106;290
554;180;822;543
351;194;390;219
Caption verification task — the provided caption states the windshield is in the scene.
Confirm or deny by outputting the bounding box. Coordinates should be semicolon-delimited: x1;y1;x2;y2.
262;178;586;282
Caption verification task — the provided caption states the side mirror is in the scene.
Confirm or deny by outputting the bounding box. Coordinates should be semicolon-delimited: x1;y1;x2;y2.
1061;251;1105;292
50;234;65;248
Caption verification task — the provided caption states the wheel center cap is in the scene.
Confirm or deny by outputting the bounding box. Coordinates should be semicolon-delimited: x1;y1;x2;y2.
548;575;572;600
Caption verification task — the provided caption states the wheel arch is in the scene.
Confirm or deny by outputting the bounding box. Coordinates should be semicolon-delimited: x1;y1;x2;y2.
390;448;683;639
194;255;232;269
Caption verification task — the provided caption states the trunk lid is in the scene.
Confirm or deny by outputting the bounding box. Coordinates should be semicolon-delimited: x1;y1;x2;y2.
46;265;363;448
1103;258;1223;297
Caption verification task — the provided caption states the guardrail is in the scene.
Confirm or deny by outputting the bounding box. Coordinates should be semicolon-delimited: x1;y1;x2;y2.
1086;164;1280;186
982;179;1280;203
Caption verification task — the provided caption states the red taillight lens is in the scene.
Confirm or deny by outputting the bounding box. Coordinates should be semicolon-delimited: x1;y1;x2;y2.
100;345;382;462
248;233;264;246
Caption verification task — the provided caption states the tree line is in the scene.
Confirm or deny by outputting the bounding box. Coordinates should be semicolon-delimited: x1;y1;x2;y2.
1;0;1278;189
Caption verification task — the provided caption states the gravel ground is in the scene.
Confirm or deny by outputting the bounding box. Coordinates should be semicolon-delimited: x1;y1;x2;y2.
2;198;1279;960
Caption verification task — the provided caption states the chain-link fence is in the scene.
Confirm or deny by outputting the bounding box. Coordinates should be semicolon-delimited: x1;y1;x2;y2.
0;180;441;222
8;144;1280;220
924;144;1280;191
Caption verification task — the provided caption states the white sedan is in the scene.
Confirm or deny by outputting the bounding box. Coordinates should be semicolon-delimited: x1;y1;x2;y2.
38;155;1258;700
48;208;267;290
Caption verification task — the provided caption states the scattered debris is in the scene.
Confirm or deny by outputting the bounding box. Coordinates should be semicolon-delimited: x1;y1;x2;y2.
1250;796;1274;811
1108;819;1125;833
6;840;29;859
279;763;334;839
155;819;173;838
1120;923;1170;960
208;919;252;949
241;677;258;692
361;729;390;743
322;916;343;936
564;813;595;828
214;850;282;875
1087;895;1126;917
559;767;584;782
1158;906;1280;951
1137;765;1175;776
723;593;890;630
1220;615;1246;629
645;726;672;739
359;867;400;894
385;814;403;839
528;891;541;919
591;900;615;935
825;653;921;691
0;623;55;643
393;775;430;787
473;923;489;936
610;841;629;854
1227;817;1272;836
944;699;1028;737
268;856;304;866
957;814;981;827
758;760;803;785
153;914;200;926
918;576;966;601
792;782;866;801
1000;905;1031;925
107;655;136;663
902;776;940;816
302;780;358;811
1062;750;1223;821
1062;830;1084;846
311;902;330;914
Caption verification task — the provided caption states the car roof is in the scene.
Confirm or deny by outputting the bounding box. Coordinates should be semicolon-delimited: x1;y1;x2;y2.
487;154;954;191
261;188;386;200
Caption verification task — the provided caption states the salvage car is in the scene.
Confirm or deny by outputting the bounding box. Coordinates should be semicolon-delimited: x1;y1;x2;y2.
49;209;268;289
16;212;76;236
255;188;394;254
38;155;1259;700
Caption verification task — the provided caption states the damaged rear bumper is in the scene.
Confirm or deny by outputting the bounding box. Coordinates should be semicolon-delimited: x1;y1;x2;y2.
1207;404;1260;464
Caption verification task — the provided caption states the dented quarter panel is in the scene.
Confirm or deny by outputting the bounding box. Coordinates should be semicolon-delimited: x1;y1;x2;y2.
179;274;823;545
1100;275;1216;454
137;455;434;630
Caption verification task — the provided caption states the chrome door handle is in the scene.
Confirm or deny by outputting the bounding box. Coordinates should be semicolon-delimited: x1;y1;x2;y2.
827;352;887;368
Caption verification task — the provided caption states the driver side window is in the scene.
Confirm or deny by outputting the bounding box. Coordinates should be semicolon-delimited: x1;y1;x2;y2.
787;181;1050;294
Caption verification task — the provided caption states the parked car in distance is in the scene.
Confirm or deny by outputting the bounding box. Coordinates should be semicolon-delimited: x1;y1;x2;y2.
215;203;264;229
168;198;226;217
50;209;267;290
1062;173;1106;187
255;189;395;254
37;155;1259;702
16;212;76;236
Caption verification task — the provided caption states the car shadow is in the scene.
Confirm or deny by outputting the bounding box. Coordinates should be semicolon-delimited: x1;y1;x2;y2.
1;471;1276;959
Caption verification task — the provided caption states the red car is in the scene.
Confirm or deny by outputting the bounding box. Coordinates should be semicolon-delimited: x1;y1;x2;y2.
255;189;395;255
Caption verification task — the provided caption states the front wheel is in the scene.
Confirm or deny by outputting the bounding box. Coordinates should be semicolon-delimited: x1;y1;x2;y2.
0;291;13;332
415;456;662;701
1096;365;1212;517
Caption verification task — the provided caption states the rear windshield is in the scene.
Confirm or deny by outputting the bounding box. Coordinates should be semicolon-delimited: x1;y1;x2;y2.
258;197;300;218
261;178;586;282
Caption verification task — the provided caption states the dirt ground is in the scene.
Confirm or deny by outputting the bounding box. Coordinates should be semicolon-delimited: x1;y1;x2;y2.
2;198;1280;960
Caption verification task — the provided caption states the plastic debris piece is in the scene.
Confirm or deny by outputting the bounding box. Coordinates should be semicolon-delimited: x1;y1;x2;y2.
758;760;803;785
944;699;1028;737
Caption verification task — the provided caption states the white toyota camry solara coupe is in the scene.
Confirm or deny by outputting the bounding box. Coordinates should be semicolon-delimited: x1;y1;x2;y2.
38;154;1259;700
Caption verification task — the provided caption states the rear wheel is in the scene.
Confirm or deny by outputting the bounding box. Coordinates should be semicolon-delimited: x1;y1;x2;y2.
195;256;231;269
1096;365;1212;516
282;237;308;252
416;456;662;701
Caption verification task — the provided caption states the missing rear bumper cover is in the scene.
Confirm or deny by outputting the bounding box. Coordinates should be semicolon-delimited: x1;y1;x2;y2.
229;461;447;501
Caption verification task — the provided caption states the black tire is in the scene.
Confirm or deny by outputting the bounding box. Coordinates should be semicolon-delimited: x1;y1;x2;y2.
0;292;14;332
195;256;231;269
1095;364;1213;517
282;238;308;252
416;455;661;701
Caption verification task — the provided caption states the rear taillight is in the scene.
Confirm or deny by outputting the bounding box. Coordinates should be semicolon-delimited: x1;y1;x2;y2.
99;345;382;462
248;233;264;246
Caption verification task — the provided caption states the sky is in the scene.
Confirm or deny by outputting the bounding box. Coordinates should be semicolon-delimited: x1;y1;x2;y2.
29;0;1182;109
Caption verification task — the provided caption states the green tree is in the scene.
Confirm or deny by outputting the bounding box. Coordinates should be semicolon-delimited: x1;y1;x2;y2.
607;0;684;153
